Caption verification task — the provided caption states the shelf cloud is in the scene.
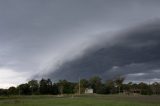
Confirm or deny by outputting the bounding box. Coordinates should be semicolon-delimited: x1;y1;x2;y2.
1;0;160;88
45;21;160;82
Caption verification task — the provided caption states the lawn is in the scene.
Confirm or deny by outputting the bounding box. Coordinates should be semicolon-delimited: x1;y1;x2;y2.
0;94;160;106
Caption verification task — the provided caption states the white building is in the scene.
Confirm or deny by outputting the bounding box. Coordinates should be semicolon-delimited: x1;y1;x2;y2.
85;88;93;94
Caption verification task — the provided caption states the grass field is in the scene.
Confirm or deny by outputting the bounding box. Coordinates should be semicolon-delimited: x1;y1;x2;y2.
0;94;160;106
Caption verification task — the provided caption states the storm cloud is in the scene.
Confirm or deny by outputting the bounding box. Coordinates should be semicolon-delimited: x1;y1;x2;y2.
46;22;160;82
1;0;160;88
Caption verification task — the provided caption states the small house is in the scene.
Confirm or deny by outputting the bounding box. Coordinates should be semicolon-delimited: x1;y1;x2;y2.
85;88;93;94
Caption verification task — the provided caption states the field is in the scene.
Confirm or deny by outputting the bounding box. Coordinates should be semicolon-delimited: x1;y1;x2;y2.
0;94;160;106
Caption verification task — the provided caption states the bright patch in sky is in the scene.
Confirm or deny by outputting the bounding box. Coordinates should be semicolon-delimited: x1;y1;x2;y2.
0;68;28;88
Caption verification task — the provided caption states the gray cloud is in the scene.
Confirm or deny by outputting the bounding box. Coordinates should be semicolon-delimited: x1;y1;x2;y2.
46;21;160;82
1;0;160;87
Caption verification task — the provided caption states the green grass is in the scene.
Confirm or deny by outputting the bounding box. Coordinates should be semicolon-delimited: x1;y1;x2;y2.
0;94;160;106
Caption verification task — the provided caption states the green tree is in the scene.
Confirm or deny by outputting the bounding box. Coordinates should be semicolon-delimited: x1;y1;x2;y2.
39;78;48;94
89;76;102;93
114;76;125;94
57;80;75;94
151;82;160;95
18;83;31;95
0;89;8;96
28;80;39;95
8;87;17;95
138;82;151;95
52;83;59;95
46;79;53;94
105;80;116;94
75;79;89;94
96;84;108;94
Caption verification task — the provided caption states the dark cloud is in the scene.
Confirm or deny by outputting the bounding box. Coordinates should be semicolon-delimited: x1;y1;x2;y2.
47;21;160;82
1;0;160;87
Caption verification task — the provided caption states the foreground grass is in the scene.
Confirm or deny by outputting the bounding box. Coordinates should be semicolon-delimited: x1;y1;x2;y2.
0;94;160;106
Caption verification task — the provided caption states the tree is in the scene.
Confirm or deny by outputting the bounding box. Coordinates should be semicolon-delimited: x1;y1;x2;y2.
105;80;116;94
89;76;102;93
0;89;8;96
8;87;17;95
96;84;108;94
151;82;160;95
57;80;75;94
39;78;54;94
46;79;53;94
52;83;59;95
114;76;125;94
74;79;89;94
18;83;31;95
138;82;151;95
39;78;48;94
28;80;39;95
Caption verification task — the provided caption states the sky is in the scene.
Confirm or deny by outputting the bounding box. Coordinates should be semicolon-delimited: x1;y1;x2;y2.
1;0;160;88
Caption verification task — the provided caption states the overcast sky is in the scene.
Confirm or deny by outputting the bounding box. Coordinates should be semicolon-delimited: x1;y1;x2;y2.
1;0;160;88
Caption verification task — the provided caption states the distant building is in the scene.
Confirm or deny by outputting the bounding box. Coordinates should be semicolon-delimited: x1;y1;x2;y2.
85;88;93;94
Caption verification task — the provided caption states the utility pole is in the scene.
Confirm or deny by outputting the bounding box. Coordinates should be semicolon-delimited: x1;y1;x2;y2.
79;77;81;95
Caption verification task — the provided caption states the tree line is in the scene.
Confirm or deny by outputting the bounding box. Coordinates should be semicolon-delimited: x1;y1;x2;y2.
0;76;160;96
